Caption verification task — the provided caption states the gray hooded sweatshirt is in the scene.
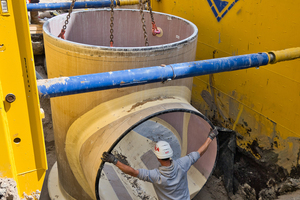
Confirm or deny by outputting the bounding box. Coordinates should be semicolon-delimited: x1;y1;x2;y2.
137;152;200;200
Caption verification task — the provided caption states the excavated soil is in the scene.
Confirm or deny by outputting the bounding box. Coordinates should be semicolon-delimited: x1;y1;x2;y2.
0;178;20;200
35;58;56;200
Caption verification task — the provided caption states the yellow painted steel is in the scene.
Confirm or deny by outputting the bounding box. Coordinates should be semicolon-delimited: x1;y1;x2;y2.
0;80;19;185
152;0;300;172
269;47;300;64
118;0;140;6
0;0;47;198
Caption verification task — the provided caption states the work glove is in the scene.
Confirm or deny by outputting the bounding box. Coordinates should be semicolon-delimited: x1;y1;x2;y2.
101;152;118;165
208;127;219;140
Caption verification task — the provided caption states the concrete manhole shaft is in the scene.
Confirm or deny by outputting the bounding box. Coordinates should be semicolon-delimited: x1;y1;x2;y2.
43;9;217;200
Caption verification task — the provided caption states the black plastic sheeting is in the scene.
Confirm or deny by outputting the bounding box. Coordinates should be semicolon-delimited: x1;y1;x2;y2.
215;127;237;195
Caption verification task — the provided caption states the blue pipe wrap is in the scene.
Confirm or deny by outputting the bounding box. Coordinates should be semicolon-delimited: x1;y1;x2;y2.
37;53;269;98
27;1;114;11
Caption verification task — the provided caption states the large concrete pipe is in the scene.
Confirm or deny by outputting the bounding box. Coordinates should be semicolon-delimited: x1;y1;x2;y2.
68;90;217;200
43;9;217;199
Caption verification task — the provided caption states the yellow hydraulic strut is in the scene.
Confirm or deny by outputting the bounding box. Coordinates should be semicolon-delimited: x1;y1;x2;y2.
118;0;140;6
269;47;300;64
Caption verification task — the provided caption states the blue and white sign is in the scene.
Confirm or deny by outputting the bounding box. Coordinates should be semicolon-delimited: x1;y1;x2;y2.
207;0;239;22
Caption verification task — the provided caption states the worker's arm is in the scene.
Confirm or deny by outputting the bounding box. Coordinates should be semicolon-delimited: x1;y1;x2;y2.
101;152;139;177
115;160;139;177
197;138;213;156
197;127;218;156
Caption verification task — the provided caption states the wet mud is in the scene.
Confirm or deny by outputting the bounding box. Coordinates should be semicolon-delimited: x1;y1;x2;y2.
213;128;300;200
128;97;175;112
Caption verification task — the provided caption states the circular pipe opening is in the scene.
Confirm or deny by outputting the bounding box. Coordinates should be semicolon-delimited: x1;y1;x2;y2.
96;109;218;200
44;9;198;50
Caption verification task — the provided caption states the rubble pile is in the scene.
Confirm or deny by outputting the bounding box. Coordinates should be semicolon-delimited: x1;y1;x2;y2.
0;178;19;200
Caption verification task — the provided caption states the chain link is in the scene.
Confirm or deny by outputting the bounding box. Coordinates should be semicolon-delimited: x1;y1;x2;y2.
139;0;149;46
110;0;114;47
147;0;160;36
62;0;76;31
58;0;76;39
147;0;155;24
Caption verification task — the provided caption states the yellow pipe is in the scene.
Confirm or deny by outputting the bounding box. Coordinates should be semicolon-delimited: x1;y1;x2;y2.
269;47;300;64
117;0;140;6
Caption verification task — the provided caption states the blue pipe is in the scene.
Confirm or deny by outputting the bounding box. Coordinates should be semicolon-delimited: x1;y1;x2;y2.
27;1;114;11
37;53;270;98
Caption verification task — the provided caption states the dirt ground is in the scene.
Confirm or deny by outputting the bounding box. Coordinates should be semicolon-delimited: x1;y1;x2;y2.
35;62;56;200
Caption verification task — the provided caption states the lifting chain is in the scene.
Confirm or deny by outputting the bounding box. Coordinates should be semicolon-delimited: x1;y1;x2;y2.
139;0;149;46
58;0;76;39
110;0;114;47
146;0;160;36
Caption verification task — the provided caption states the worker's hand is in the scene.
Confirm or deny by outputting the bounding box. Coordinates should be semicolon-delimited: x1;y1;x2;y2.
101;152;118;165
208;127;218;140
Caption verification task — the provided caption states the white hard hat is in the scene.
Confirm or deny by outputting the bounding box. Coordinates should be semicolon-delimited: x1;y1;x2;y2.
154;141;173;159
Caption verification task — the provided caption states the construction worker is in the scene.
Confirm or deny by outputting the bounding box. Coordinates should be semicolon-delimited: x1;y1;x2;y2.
101;127;218;200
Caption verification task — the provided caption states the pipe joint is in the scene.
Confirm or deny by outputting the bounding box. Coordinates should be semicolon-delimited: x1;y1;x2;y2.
269;47;300;64
117;0;140;6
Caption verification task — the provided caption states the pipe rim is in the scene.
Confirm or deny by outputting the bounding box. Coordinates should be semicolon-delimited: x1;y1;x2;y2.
95;108;218;200
43;8;198;51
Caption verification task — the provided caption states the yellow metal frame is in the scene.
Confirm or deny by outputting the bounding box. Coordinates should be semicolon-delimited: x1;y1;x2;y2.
0;0;47;198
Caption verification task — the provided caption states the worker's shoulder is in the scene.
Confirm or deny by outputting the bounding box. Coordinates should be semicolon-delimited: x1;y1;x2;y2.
178;151;199;160
176;152;200;165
